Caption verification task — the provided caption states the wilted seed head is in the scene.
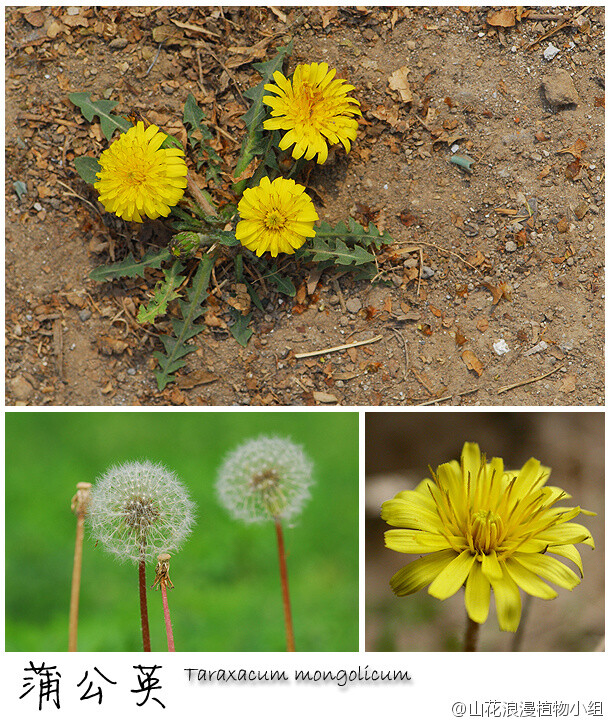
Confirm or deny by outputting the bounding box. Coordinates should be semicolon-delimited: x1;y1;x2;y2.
88;460;195;564
215;436;314;523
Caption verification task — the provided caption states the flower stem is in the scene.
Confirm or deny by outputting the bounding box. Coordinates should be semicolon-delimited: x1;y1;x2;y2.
138;558;151;652
464;616;480;652
186;171;216;216
68;482;91;652
160;582;176;652
274;518;295;652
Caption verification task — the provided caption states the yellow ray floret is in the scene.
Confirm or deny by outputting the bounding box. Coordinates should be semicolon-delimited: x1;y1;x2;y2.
382;442;595;633
263;62;361;164
235;176;318;257
94;122;188;222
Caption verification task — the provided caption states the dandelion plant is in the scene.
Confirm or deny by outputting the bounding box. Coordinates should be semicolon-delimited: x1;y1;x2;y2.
215;436;314;651
88;461;195;651
381;442;596;650
70;43;397;391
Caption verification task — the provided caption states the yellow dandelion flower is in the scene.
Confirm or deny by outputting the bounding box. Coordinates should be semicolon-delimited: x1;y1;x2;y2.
263;62;361;164
235;176;319;257
382;442;595;632
94;122;188;222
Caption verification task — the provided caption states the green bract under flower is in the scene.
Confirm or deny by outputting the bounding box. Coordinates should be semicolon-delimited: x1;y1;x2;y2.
382;442;595;632
94;121;188;222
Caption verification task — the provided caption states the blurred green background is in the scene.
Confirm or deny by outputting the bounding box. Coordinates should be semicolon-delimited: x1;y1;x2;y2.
5;410;359;652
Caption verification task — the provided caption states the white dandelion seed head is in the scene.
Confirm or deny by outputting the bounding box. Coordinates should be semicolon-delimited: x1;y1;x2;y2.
215;436;314;524
88;460;195;564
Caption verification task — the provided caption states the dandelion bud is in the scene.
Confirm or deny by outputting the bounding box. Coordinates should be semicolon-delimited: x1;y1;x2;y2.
215;436;314;523
88;460;195;564
170;231;203;259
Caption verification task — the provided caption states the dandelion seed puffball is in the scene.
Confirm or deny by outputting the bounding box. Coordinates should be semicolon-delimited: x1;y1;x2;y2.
88;460;195;563
215;436;314;523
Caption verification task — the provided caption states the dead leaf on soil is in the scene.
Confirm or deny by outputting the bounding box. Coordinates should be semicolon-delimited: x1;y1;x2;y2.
96;336;129;356
557;138;587;158
313;391;338;404
176;370;220;389
455;330;467;346
487;8;516;27
204;308;227;329
461;349;484;376
565;159;583;181
559;374;577;394
318;6;339;28
388;65;413;103
482;281;512;305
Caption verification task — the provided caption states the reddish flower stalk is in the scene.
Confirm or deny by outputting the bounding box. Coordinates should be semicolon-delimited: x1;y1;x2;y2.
138;557;151;652
274;518;295;652
153;554;175;652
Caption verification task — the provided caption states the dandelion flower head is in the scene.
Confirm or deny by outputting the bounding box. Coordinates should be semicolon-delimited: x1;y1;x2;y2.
88;460;195;563
94;121;188;222
236;176;318;257
382;442;595;632
216;435;314;523
263;62;361;164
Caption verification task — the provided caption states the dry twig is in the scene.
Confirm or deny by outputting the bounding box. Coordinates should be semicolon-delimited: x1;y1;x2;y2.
295;335;382;360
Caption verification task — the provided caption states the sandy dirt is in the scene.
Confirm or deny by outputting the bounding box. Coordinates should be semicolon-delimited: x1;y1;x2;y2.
5;6;605;406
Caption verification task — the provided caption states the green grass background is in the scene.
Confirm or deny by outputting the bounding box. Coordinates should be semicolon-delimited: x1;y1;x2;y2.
5;410;359;652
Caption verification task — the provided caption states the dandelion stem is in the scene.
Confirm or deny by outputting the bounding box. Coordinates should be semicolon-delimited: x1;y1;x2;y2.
464;616;480;652
186;171;216;216
69;482;91;652
153;554;176;652
160;582;176;652
138;558;152;652
274;518;295;652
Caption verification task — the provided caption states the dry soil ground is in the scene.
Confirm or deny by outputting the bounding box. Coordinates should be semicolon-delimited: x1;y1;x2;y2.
5;6;605;406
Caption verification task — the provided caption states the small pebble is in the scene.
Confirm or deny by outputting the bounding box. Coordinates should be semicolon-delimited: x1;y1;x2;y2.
421;266;435;279
505;241;517;253
543;43;561;61
493;339;510;356
78;309;92;322
346;297;362;314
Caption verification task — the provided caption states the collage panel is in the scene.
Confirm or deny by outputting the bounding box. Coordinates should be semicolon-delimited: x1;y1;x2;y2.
365;411;604;652
4;3;607;721
6;6;604;407
5;410;359;652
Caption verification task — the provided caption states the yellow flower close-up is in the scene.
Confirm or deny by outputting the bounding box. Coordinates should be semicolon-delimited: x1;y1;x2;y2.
94;121;188;222
235;176;319;257
381;442;595;633
263;62;361;164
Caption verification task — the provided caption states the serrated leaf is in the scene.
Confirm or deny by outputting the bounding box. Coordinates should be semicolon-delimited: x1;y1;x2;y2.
307;237;376;266
74;156;102;184
232;41;293;193
228;308;253;346
153;254;215;391
89;248;172;282
137;261;185;325
314;218;393;251
183;93;222;183
69;92;132;140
